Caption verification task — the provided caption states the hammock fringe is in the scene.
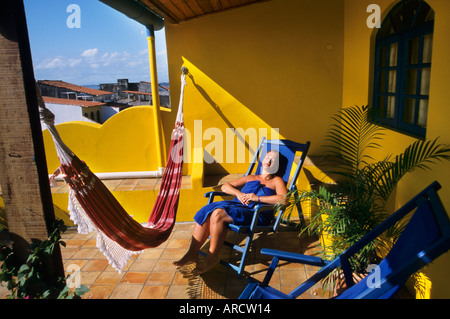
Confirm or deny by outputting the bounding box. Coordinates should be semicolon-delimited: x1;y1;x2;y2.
68;189;141;273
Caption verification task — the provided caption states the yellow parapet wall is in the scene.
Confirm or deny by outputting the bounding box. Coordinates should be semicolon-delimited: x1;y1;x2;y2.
42;105;209;224
43;106;170;174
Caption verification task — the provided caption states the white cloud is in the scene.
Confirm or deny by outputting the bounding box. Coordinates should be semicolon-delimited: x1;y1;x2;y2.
68;58;82;67
100;52;120;66
36;56;81;69
33;47;169;84
43;57;63;69
81;48;99;57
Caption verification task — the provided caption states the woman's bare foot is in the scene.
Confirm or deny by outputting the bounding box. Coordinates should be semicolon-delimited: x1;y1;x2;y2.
173;251;198;267
195;254;220;274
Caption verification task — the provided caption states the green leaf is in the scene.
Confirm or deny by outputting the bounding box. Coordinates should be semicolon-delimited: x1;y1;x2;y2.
42;289;52;299
75;285;90;296
18;264;30;276
57;285;70;299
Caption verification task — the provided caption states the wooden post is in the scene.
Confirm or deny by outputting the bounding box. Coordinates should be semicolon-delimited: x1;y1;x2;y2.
0;0;65;283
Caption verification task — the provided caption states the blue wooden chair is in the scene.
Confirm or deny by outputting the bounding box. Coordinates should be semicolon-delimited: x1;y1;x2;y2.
240;181;450;299
202;138;311;276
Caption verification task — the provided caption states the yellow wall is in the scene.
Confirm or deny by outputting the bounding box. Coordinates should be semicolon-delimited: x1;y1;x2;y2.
165;0;345;176
343;0;450;298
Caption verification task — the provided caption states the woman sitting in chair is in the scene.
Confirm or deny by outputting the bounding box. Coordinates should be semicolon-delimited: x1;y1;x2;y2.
173;150;288;274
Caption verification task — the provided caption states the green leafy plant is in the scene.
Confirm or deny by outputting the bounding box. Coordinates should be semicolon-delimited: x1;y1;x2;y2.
0;219;89;299
286;105;450;291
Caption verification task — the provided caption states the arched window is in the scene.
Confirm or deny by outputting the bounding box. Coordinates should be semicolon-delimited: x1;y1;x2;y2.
372;0;434;138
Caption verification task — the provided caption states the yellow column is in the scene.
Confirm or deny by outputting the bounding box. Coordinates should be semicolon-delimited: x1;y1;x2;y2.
147;26;166;171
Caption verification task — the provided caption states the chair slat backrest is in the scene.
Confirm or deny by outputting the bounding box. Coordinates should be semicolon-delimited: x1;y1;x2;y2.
244;138;310;231
246;138;310;191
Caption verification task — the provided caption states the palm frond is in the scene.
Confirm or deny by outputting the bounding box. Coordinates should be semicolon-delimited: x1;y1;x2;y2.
324;105;385;177
373;138;450;201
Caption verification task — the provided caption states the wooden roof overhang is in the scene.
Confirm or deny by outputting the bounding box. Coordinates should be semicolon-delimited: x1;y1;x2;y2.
100;0;270;28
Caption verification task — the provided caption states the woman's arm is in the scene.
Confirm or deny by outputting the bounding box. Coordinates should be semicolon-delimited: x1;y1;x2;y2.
241;177;288;206
221;175;252;204
243;193;286;206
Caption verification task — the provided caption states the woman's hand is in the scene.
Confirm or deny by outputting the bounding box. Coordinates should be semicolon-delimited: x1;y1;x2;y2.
239;193;258;206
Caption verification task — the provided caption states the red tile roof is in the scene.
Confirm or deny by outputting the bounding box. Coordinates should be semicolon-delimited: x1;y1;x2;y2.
43;96;106;108
38;80;113;96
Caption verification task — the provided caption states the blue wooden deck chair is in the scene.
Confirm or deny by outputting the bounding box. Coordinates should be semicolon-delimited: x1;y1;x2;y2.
202;138;311;276
240;181;450;299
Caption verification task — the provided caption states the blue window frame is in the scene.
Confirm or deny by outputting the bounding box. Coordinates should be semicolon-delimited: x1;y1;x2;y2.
372;0;434;138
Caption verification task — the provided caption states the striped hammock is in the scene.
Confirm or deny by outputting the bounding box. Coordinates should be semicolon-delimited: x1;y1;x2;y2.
39;73;187;273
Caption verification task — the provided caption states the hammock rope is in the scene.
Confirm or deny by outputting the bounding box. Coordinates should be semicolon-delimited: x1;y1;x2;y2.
38;71;187;273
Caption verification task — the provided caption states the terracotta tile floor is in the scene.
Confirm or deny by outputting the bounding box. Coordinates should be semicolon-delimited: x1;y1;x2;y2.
49;173;243;193
58;222;330;299
50;175;194;193
1;176;414;299
0;175;326;299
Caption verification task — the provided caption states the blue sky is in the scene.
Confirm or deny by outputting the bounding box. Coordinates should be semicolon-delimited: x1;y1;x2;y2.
24;0;168;85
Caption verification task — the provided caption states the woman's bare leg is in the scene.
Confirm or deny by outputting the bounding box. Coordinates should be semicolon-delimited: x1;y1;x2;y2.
173;218;211;267
196;209;233;274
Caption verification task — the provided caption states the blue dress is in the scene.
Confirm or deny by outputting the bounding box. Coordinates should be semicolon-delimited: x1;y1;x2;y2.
194;180;276;226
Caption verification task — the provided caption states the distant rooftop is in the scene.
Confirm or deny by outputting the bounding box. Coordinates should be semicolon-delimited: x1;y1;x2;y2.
38;80;113;96
43;96;106;108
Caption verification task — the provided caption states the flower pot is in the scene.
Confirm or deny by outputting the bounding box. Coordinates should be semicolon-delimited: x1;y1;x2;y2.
318;213;335;259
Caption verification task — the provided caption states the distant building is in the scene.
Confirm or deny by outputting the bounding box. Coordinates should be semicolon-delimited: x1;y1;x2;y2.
38;80;114;102
42;97;121;126
38;81;122;125
100;79;170;107
38;79;170;126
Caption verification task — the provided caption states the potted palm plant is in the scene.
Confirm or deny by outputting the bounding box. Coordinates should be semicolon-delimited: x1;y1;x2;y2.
286;105;450;293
